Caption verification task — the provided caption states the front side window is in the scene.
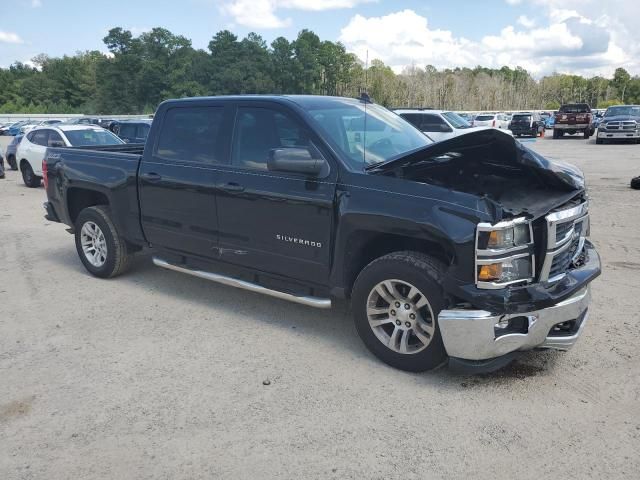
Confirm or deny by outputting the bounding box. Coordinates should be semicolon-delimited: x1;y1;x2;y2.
156;107;225;164
64;129;124;147
232;107;314;171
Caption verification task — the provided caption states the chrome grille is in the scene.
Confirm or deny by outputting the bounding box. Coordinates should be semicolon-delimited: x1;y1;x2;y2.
601;120;637;131
540;202;588;282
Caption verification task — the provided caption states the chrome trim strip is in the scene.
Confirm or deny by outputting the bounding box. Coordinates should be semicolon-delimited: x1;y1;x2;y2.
477;216;529;231
153;258;332;309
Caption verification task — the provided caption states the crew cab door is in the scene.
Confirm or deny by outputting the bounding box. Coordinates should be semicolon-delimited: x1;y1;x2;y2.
214;102;337;285
138;103;233;259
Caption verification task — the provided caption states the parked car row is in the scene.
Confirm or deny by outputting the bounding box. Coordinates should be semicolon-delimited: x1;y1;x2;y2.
550;103;640;144
9;124;125;187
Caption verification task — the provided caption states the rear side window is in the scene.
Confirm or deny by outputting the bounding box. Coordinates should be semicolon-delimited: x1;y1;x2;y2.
156;107;225;164
512;114;532;122
137;124;150;140
475;115;494;121
118;123;137;139
47;130;64;146
232;107;313;171
30;130;49;146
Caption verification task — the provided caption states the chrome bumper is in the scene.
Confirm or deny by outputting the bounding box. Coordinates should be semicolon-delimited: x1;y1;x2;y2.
438;287;590;361
597;130;640;139
554;124;589;129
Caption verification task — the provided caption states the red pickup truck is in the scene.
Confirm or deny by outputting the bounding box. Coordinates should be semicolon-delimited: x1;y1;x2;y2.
553;103;594;139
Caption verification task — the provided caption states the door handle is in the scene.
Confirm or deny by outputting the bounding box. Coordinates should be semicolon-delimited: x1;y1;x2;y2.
141;172;162;182
218;182;245;193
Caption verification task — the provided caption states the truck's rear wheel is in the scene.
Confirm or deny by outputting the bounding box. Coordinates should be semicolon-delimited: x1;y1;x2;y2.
74;206;131;278
352;252;447;372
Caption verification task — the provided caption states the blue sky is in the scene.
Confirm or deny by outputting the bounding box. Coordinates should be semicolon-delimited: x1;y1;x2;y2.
1;0;639;77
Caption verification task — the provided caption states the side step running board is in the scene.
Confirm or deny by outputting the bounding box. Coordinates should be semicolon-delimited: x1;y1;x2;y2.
153;258;332;309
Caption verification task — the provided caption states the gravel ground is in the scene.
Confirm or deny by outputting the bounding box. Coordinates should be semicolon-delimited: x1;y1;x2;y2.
1;134;639;479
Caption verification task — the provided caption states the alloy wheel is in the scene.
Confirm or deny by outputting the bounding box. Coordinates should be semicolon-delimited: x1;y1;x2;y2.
366;279;435;354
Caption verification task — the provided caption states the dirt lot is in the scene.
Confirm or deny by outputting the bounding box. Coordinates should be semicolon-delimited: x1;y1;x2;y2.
1;134;639;479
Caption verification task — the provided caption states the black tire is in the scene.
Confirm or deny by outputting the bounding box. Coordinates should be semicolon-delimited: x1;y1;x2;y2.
553;129;559;139
583;129;589;139
631;176;640;190
21;161;41;188
352;251;448;372
74;205;131;278
8;155;17;170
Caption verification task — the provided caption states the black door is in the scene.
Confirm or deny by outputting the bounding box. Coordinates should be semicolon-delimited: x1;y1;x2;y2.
214;103;337;285
138;103;232;259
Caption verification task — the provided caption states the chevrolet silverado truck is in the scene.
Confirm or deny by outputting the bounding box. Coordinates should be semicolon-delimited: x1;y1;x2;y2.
553;103;594;139
43;96;601;373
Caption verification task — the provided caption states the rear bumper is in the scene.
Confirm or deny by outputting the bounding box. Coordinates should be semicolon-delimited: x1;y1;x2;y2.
439;287;591;362
554;124;589;130
43;202;61;223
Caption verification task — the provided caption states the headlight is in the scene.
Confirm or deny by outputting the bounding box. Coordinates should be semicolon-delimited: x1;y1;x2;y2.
477;223;530;250
476;218;534;288
478;256;532;284
599;122;607;129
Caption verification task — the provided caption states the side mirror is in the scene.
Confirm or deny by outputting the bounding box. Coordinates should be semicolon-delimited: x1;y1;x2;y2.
268;148;325;176
437;124;453;132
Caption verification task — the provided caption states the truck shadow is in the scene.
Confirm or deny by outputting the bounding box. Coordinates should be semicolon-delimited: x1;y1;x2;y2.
47;248;563;385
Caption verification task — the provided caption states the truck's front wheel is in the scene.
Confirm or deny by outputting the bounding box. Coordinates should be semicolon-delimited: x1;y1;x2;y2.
74;206;131;278
352;252;448;372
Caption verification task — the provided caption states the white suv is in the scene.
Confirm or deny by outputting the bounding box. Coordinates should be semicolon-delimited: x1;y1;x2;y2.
394;109;504;142
17;124;123;187
473;113;511;130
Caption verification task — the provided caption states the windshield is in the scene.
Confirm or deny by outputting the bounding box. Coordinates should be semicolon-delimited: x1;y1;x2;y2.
604;106;640;117
442;111;471;128
475;115;495;121
512;114;531;122
304;100;432;168
64;129;124;147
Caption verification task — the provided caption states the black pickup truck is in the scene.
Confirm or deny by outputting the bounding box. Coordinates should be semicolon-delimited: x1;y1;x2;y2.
43;95;600;373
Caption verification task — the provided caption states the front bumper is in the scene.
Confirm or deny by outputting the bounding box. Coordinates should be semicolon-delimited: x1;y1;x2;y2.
439;287;591;361
597;130;640;139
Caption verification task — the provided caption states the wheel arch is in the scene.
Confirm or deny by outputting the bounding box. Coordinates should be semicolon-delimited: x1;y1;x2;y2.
67;187;110;225
342;230;454;298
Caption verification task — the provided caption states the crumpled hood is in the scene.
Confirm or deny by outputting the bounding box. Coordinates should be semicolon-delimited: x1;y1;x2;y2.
368;128;584;191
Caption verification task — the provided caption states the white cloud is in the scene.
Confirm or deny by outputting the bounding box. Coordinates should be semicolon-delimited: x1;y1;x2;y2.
0;31;23;44
220;0;375;29
516;15;535;28
505;0;522;4
31;0;42;7
339;3;640;78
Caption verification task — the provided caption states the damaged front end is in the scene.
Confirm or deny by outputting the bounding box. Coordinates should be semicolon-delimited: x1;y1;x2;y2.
368;130;601;371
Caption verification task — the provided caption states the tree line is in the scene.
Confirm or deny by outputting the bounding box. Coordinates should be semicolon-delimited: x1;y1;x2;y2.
0;27;638;115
